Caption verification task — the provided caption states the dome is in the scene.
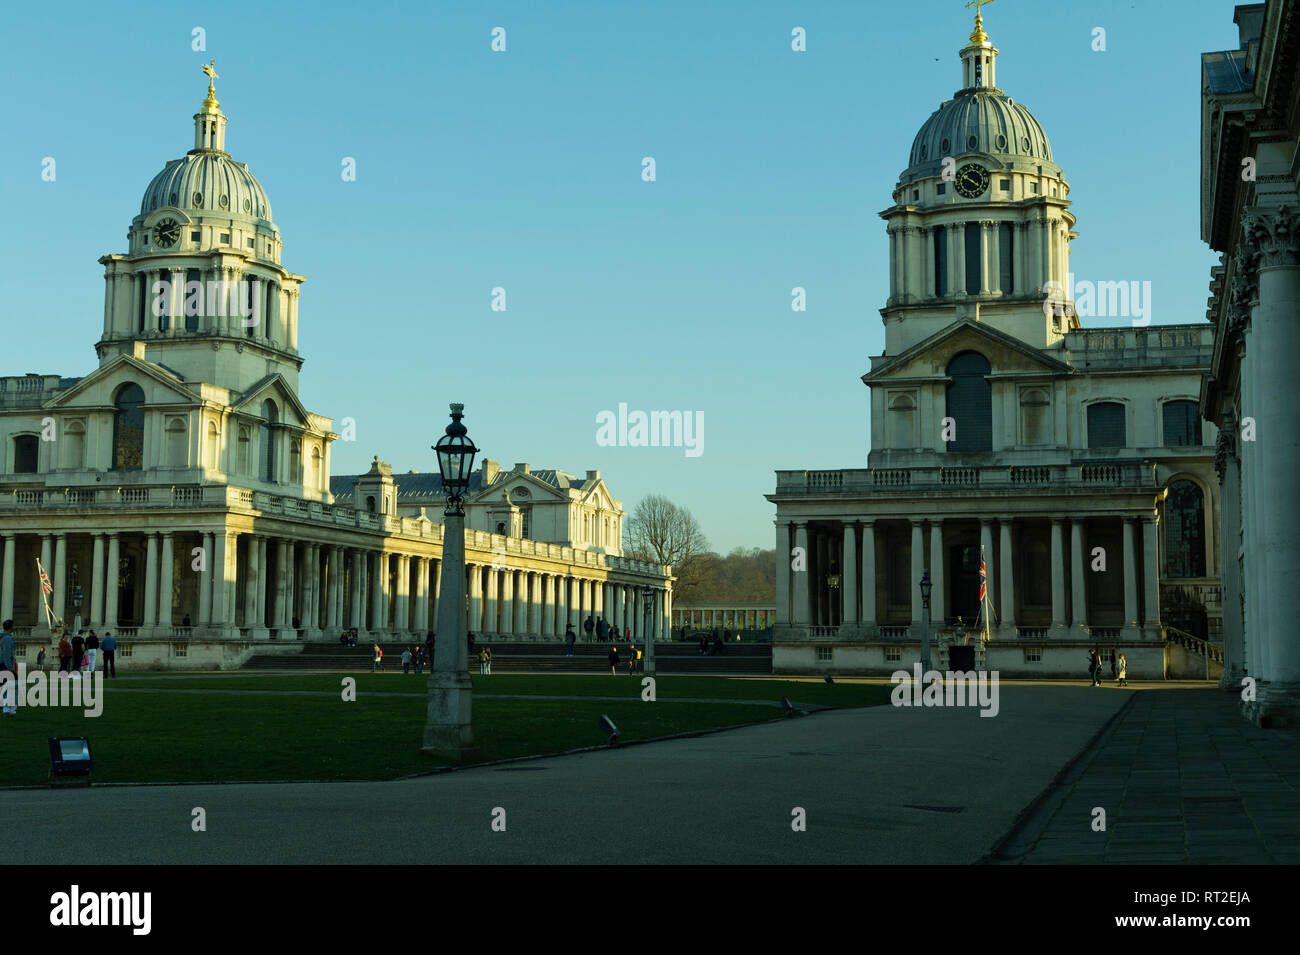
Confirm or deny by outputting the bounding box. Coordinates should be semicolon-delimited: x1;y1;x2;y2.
901;90;1061;183
140;151;272;222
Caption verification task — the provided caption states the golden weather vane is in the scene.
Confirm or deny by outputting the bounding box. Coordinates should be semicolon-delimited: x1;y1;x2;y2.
966;0;994;43
201;60;220;107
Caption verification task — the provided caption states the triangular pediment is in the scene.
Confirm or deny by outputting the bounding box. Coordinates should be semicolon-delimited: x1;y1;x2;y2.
863;319;1072;383
231;374;315;430
44;354;200;408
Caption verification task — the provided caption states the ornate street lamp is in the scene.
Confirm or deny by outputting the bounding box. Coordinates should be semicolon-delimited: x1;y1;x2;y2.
423;404;479;760
71;584;85;635
919;569;933;674
641;585;657;676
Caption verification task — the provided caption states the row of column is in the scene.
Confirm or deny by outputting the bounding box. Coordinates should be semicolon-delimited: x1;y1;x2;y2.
774;516;1160;635
889;216;1065;304
675;609;775;629
106;268;298;347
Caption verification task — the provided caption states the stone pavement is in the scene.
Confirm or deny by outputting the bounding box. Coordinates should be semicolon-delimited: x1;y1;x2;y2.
990;688;1300;864
4;685;1125;864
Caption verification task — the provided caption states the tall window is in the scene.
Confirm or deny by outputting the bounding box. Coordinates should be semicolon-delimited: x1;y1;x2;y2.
113;383;146;470
521;505;532;539
62;421;86;469
185;269;202;331
945;351;992;452
964;222;981;294
12;435;39;473
999;222;1015;292
290;438;302;483
237;426;251;474
1163;400;1202;446
1019;388;1050;446
310;446;321;490
207;422;219;468
156;269;171;331
933;226;947;296
1087;402;1126;449
165;418;187;467
259;399;277;482
1165;481;1206;577
888;394;916;449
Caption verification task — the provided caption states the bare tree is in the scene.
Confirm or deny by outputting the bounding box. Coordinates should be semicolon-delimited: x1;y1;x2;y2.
623;494;710;592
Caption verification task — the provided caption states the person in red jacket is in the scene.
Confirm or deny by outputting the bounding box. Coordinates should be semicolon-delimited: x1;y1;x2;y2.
57;631;73;673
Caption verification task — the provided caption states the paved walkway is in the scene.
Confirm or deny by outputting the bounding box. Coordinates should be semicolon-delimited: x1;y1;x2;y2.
990;688;1300;864
5;685;1125;864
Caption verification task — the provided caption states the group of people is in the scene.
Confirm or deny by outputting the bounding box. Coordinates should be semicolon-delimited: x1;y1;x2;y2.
1088;647;1128;687
339;629;360;646
38;627;118;678
583;615;627;643
697;633;726;656
607;644;643;675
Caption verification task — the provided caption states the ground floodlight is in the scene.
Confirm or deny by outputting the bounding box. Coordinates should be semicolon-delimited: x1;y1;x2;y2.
824;675;835;684
48;737;93;785
782;696;794;717
599;714;619;745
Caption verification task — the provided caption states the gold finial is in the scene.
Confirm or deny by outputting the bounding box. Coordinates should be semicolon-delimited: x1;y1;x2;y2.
966;0;994;44
201;60;220;109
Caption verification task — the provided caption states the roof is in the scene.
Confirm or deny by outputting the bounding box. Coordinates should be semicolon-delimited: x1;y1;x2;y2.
330;465;587;502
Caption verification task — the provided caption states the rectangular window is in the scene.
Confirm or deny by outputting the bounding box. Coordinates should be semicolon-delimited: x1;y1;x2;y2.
816;646;832;662
1087;403;1127;449
999;222;1014;293
191;231;201;242
885;646;902;663
933;226;947;297
965;222;981;294
936;183;946;195
1162;401;1201;446
220;233;231;244
1025;647;1043;663
1030;182;1039;193
999;179;1011;191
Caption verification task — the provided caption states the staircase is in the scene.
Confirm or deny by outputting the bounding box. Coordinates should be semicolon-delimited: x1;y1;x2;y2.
1162;626;1224;680
243;640;773;675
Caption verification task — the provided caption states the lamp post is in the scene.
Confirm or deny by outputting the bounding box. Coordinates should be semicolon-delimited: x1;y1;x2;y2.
920;569;933;675
71;584;84;635
423;403;479;760
641;585;656;675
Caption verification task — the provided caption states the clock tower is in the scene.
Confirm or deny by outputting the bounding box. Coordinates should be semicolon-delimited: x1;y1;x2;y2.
878;8;1077;354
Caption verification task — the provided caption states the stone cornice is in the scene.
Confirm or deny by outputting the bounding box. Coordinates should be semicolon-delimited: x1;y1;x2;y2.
1243;204;1300;269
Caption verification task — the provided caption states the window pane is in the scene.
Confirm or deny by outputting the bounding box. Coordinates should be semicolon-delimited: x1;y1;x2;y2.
1163;400;1201;446
1087;403;1126;449
1165;481;1205;577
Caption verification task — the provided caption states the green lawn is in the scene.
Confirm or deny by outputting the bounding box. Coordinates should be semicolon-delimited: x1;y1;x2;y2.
0;673;889;787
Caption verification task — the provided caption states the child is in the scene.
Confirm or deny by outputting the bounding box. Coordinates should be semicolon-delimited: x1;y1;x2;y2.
36;647;46;673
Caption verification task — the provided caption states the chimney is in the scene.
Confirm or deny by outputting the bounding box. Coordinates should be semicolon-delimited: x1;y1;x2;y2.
586;470;600;482
514;463;530;474
482;459;500;484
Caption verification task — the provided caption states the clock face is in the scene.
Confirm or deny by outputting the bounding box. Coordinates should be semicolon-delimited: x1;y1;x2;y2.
955;163;990;198
153;218;180;248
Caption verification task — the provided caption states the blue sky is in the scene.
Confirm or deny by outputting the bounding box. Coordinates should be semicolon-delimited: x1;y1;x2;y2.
1;0;1234;552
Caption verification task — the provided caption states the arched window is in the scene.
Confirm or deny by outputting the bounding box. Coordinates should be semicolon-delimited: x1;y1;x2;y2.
289;438;302;483
165;418;187;467
12;434;39;473
207;421;219;469
1163;400;1202;446
113;383;146;470
1087;402;1126;449
62;421;86;469
366;495;376;513
1165;480;1206;577
259;399;277;482
237;426;251;474
888;394;916;449
1019;388;1050;446
945;351;992;452
310;445;321;490
496;522;507;535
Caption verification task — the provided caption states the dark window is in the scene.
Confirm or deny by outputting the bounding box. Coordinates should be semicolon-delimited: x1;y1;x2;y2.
366;496;376;513
945;351;992;452
113;383;146;470
245;277;258;337
157;270;171;331
137;274;147;332
933;226;947;296
13;435;38;473
1087;402;1126;449
965;222;981;294
999;222;1014;293
937;183;946;195
259;399;277;482
1165;481;1205;577
522;505;532;539
185;269;202;330
1163;400;1201;446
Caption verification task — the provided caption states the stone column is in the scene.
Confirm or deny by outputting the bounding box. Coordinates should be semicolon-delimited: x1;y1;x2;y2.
1122;518;1139;635
468;563;482;634
1050;520;1066;631
979;219;993;294
143;534;159;628
662;587;672;643
199;532;214;625
1142;516;1160;633
0;535;15;624
53;534;68;624
498;567;514;637
979;520;995;625
542;575;556;636
929;521;946;625
211;531;230;630
274;539;289;629
910;521;925;629
395;554;410;633
569;577;580;630
104;534;120;630
1245;206;1300;721
485;566;500;635
256;537;269;631
861;521;876;629
775;522;791;627
285;540;298;629
90;534;105;629
524;572;537;636
1239;330;1261;681
948;224;962;295
1070;520;1086;634
307;543;322;632
412;557;428;634
1216;428;1245;690
350;550;364;629
999;520;1014;633
375;552;390;632
245;535;261;629
159;533;174;629
431;558;441;634
793;523;810;626
842;524;858;625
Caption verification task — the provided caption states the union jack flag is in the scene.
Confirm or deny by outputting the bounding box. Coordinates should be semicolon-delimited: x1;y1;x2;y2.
978;547;987;603
38;560;53;596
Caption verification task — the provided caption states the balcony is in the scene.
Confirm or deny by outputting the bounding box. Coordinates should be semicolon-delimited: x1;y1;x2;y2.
774;460;1159;496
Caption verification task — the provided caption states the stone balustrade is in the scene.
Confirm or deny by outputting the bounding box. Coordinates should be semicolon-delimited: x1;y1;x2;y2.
775;460;1159;494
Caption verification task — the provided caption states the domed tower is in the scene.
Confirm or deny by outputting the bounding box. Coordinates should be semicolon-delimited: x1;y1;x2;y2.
879;7;1077;353
96;64;307;393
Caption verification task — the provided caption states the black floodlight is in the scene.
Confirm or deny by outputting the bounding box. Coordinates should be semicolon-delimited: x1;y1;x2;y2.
48;737;92;785
824;675;835;684
782;696;794;717
599;714;619;745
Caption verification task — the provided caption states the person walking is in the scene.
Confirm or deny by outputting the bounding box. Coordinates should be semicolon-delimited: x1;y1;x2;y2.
484;646;493;675
85;632;100;674
401;647;412;674
414;646;425;675
596;616;609;642
1117;652;1128;687
1088;647;1101;686
564;623;576;657
71;631;86;674
608;644;619;675
0;620;16;716
372;644;384;672
36;647;47;673
478;646;489;675
100;632;117;678
57;631;73;674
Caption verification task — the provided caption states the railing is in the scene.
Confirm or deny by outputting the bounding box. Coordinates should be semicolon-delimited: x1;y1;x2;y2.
878;625;910;640
1010;467;1050;485
806;471;843;489
1088;627;1122;639
941;467;980;487
1163;625;1223;663
1080;465;1124;485
1016;627;1048;638
873;469;911;486
775;461;1157;494
809;626;839;637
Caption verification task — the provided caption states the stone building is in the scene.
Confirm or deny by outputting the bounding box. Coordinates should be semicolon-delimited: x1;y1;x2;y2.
0;77;671;668
1200;0;1300;725
767;12;1222;678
